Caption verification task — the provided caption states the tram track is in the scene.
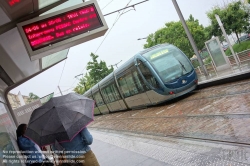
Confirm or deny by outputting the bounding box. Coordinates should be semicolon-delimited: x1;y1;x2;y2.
183;81;250;101
91;113;250;144
90;78;250;148
95;89;250;121
95;112;250;121
90;126;250;148
195;79;250;92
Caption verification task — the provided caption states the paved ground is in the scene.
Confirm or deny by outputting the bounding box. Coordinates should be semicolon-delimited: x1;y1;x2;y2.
90;129;250;166
89;75;250;165
89;79;250;144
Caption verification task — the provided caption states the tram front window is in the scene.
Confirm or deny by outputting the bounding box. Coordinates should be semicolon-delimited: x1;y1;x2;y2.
143;45;193;83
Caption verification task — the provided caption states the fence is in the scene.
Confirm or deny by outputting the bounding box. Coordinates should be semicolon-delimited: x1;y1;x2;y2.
227;49;250;67
193;49;250;77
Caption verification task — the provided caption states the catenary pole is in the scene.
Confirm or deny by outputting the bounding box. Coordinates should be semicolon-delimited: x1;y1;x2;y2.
58;86;63;96
172;0;208;76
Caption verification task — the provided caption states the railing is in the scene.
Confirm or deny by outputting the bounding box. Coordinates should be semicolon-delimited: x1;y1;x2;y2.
194;49;250;79
195;62;217;77
227;49;250;67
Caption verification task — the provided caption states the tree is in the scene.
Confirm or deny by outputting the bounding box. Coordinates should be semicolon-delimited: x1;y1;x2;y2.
74;53;114;94
207;1;250;43
144;15;207;58
74;73;94;94
28;93;39;103
87;53;114;85
204;25;213;41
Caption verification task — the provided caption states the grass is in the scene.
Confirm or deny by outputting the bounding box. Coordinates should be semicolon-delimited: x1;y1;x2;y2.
225;40;250;56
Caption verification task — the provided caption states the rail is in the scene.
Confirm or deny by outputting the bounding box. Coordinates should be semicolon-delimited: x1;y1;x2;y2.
195;62;217;76
227;49;250;66
194;49;250;78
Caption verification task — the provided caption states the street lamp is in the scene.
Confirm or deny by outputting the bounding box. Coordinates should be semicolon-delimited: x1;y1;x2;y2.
137;37;147;40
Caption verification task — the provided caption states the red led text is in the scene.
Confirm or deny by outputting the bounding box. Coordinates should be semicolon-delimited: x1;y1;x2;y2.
8;0;20;6
22;5;102;49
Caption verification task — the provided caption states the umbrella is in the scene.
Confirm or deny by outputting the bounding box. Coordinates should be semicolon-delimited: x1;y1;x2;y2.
25;93;94;147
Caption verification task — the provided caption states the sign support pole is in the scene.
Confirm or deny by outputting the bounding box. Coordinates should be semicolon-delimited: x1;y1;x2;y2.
172;0;208;76
58;86;63;96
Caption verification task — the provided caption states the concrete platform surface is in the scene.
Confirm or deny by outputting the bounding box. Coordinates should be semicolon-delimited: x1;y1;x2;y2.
90;129;250;166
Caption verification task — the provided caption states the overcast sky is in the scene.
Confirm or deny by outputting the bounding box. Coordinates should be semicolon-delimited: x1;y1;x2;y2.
10;0;230;97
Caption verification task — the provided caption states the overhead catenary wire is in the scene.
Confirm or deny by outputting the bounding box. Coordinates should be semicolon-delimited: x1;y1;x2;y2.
69;0;135;89
53;59;67;94
102;0;116;10
68;0;149;92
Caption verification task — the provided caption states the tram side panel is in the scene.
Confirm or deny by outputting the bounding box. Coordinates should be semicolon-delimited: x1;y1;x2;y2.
116;65;152;109
84;90;102;115
92;84;110;114
99;78;127;112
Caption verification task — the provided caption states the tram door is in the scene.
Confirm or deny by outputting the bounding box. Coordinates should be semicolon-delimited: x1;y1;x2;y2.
136;59;168;104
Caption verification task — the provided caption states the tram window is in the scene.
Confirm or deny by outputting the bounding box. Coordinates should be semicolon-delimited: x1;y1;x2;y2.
92;91;105;106
118;70;140;97
125;73;139;95
101;88;111;103
118;76;131;98
102;86;115;103
172;50;193;74
137;60;160;89
132;69;145;93
110;83;121;100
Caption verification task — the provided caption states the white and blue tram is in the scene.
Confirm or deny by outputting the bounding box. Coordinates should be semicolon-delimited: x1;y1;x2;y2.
84;44;198;115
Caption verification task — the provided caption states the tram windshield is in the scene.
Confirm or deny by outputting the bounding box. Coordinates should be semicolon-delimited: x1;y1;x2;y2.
143;45;193;83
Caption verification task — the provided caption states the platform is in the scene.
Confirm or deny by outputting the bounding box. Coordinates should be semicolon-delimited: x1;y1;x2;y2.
90;129;250;166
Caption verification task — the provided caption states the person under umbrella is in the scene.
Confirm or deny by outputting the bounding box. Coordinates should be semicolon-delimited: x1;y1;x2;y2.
52;127;99;166
16;124;45;166
24;93;99;165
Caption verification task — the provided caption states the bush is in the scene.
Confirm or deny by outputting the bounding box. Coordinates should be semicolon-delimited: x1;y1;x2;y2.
225;40;250;56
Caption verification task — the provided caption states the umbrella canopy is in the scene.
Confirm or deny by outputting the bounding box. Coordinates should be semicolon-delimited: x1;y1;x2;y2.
25;93;94;147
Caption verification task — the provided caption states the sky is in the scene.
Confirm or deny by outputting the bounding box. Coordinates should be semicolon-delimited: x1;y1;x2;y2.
10;0;231;97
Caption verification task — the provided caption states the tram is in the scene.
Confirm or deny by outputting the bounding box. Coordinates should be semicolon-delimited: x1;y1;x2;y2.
83;44;198;115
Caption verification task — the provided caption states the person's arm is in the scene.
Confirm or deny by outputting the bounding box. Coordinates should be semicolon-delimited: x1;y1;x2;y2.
80;128;93;145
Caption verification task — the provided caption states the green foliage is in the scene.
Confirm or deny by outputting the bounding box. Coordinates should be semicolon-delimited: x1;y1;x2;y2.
74;73;94;94
204;56;212;64
225;40;250;55
74;53;114;94
144;15;207;58
28;93;39;103
87;53;114;85
207;1;250;43
204;25;213;41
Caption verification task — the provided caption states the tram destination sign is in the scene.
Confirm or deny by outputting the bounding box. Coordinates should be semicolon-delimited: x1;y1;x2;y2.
17;0;108;61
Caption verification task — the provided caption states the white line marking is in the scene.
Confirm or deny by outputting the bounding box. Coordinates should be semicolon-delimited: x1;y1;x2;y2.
156;109;165;115
167;105;175;109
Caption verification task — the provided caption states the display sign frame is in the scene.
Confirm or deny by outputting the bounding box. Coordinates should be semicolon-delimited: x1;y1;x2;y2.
17;0;108;61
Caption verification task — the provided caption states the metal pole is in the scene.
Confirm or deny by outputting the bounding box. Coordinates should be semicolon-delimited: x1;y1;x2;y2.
215;15;240;67
58;86;63;96
172;0;208;76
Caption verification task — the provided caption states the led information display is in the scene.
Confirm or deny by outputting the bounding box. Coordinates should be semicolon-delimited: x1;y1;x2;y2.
23;5;102;51
17;0;108;61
